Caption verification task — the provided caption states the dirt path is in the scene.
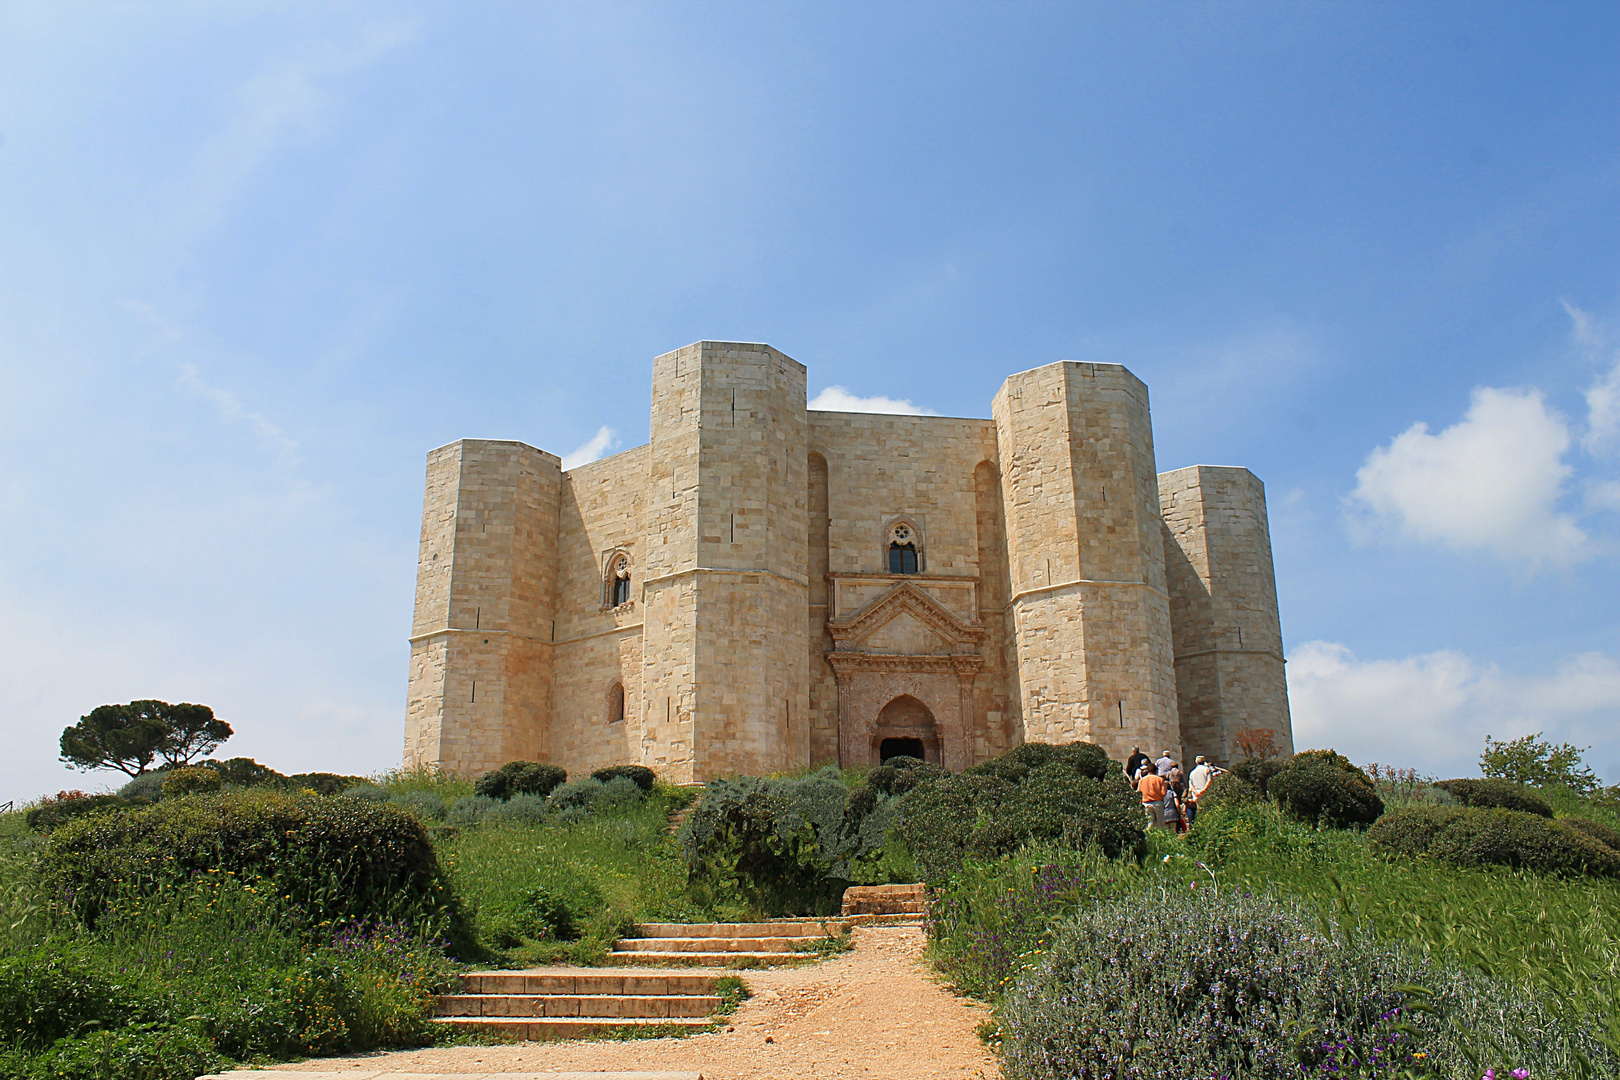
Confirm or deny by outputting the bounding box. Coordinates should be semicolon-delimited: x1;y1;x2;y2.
260;924;1000;1079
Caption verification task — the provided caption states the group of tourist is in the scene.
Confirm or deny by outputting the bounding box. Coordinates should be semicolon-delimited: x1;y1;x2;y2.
1125;747;1223;832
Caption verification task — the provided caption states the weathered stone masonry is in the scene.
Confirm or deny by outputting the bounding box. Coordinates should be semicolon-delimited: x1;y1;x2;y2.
404;341;1293;781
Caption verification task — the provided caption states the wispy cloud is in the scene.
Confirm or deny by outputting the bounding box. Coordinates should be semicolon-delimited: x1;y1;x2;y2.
183;20;417;233
808;386;939;415
1288;640;1620;780
1565;300;1620;455
561;426;620;470
1346;386;1587;567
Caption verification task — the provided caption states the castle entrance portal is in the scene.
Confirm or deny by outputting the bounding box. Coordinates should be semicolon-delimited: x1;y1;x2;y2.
873;695;940;764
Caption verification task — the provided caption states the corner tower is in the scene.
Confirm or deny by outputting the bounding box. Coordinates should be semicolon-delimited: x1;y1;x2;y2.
992;362;1180;761
640;342;811;781
1158;465;1293;761
404;440;561;775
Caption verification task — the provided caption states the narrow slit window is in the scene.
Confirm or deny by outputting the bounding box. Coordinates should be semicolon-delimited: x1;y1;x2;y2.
608;682;625;724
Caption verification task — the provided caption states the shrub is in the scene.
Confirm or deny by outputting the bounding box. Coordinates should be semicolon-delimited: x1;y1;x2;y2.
1194;772;1261;813
1000;889;1443;1079
21;1024;223;1080
390;790;447;821
1267;753;1383;828
41;790;465;937
283;772;366;796
964;741;1113;785
896;743;1143;883
474;760;567;800
549;779;605;811
486;793;552;826
448;793;499;826
116;770;171;804
590;764;657;791
202;756;285;788
1560;816;1620;852
1230;755;1287;797
160;766;221;798
1435;778;1554;817
860;756;947;798
25;794;129;834
479;883;593;946
0;943;137;1050
596;775;645;809
680;769;852;915
1370;805;1620;877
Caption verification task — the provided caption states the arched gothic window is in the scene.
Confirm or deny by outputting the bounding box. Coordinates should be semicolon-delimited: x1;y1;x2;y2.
606;553;632;607
886;520;921;574
607;681;625;724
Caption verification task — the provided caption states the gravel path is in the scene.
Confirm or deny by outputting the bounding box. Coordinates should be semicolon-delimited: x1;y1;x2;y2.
256;924;1000;1078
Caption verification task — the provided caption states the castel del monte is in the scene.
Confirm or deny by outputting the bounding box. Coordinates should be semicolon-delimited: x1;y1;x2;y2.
404;340;1293;782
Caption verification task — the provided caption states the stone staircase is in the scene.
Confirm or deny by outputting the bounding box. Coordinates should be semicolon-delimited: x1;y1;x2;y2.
841;882;928;922
434;970;726;1039
609;919;849;965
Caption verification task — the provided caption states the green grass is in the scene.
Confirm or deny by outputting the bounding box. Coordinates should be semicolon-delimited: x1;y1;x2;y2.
1176;803;1620;1050
368;765;476;802
443;787;709;965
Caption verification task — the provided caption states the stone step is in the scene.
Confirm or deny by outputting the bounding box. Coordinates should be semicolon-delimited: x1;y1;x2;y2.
615;936;809;954
841;883;928;916
845;911;928;926
633;920;848;938
604;949;809;966
436;993;721;1019
433;1015;714;1039
457;971;721;996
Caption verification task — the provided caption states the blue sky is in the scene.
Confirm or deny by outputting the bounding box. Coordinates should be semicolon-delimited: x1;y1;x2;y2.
3;2;1618;801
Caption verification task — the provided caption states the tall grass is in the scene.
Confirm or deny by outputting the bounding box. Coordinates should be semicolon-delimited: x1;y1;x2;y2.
444;787;703;964
0;812;48;958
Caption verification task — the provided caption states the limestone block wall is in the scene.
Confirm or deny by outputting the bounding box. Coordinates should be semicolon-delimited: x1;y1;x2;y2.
549;445;649;774
1159;465;1293;763
807;412;1014;764
992;362;1180;763
404;439;561;775
642;342;810;781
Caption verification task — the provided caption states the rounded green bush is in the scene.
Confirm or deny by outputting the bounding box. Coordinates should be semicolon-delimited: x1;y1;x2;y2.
41;790;464;934
1230;755;1287;797
161;766;222;798
1370;805;1620;877
1195;773;1262;813
474;760;567;800
964;741;1114;785
1266;752;1383;828
25;794;130;833
549;778;605;811
1001;889;1437;1079
282;772;367;795
1434;778;1554;817
448;793;498;826
486;792;551;826
390;789;447;820
1560;816;1620;852
202;756;285;788
589;764;657;790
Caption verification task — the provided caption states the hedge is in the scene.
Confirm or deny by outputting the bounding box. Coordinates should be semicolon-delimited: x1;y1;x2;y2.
1434;778;1554;817
897;743;1144;882
1369;805;1620;878
40;790;467;939
1266;751;1383;829
590;764;657;790
474;761;567;800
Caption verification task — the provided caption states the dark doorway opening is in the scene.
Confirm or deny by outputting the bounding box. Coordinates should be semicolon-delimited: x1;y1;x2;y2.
880;737;926;762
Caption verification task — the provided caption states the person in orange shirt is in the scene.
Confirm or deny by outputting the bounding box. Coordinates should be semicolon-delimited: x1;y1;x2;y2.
1137;768;1167;830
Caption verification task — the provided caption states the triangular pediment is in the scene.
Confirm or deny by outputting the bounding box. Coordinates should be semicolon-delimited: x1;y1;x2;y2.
827;581;984;654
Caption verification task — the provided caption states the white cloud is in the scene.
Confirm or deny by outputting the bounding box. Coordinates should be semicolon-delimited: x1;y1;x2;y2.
1565;301;1620;455
561;426;620;470
1287;640;1620;780
1348;386;1586;566
808;386;939;415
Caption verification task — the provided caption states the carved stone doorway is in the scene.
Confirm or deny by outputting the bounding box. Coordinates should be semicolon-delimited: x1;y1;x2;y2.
873;695;940;764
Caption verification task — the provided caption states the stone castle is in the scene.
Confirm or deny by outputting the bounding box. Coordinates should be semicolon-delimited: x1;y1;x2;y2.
404;341;1293;782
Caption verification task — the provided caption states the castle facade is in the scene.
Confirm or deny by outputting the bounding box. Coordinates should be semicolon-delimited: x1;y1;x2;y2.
404;341;1293;782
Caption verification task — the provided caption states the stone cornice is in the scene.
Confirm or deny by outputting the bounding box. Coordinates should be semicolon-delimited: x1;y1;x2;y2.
826;651;985;677
827;581;985;650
